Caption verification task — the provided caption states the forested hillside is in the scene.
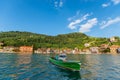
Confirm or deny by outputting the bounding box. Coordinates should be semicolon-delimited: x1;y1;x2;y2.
0;31;119;50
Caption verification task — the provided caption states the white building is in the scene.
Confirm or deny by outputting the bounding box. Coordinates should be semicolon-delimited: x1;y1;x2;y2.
90;47;99;54
110;37;117;42
84;43;90;47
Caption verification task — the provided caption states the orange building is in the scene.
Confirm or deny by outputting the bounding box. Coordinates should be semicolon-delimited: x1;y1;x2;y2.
100;44;109;49
109;45;120;54
19;46;33;52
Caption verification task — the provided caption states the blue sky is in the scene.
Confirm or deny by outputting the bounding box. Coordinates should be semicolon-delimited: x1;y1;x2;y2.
0;0;120;37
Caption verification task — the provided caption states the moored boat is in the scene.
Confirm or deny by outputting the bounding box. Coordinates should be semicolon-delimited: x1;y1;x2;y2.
49;57;81;71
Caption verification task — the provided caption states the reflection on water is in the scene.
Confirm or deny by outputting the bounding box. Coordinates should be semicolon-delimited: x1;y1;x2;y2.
16;54;32;65
0;53;120;80
57;68;81;80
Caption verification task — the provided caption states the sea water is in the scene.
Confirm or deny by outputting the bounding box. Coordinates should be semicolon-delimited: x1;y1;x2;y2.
0;53;120;80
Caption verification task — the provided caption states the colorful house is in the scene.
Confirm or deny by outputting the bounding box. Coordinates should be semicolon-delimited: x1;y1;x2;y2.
100;44;109;49
3;46;16;52
90;47;99;54
109;45;120;54
99;44;110;53
116;48;120;53
19;46;33;53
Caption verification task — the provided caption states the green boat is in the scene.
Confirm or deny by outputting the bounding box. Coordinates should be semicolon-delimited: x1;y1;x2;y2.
49;57;81;71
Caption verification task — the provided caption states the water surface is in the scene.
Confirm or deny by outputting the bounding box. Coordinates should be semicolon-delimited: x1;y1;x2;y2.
0;53;120;80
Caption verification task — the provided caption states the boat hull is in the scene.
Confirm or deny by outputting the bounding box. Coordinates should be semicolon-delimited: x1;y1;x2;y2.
49;58;81;71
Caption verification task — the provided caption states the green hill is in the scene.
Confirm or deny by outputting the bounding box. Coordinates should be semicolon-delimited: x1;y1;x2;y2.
0;31;119;50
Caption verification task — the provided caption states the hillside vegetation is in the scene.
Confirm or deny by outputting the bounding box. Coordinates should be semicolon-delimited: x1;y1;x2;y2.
0;31;119;50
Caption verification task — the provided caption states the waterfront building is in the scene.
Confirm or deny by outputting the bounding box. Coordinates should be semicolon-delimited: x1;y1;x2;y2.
65;49;72;54
116;48;120;53
81;48;91;54
19;46;33;53
0;49;3;52
99;44;110;53
71;48;80;54
90;47;99;54
35;48;51;54
34;48;42;53
3;46;16;52
46;48;51;54
100;44;109;49
109;45;120;54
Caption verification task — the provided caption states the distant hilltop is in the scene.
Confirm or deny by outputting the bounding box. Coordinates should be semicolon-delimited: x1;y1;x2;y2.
0;31;120;50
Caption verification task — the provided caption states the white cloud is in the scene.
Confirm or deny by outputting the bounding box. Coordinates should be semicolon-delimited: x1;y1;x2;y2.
68;17;73;21
99;21;106;25
68;19;81;29
82;14;90;20
59;1;63;7
102;3;110;7
100;17;120;29
67;10;80;21
76;11;80;15
54;0;63;8
79;18;98;33
102;0;120;8
112;0;120;5
54;1;58;8
68;14;90;30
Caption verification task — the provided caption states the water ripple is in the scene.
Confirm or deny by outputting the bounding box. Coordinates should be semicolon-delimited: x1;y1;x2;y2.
0;53;120;80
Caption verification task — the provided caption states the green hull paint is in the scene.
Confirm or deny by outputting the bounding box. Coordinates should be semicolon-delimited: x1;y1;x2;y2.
49;57;81;71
